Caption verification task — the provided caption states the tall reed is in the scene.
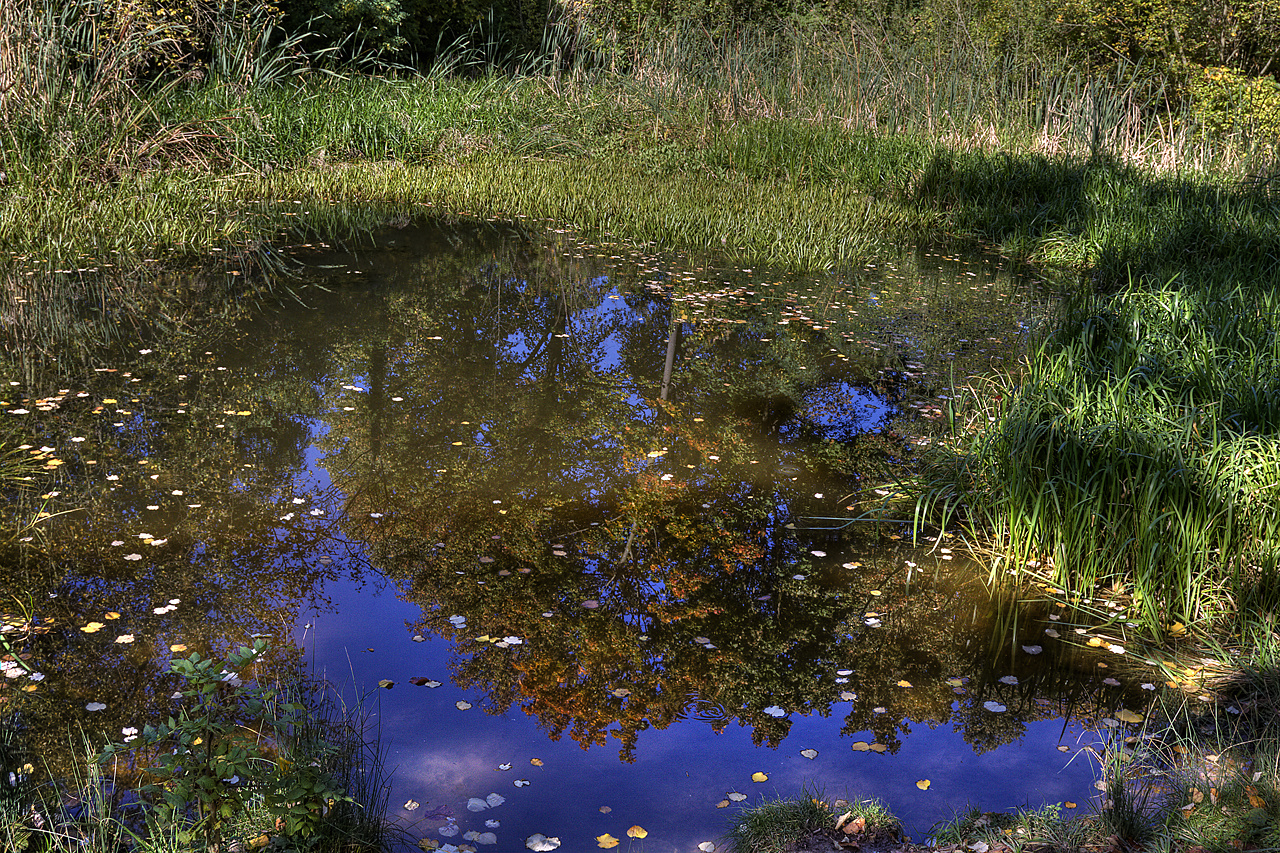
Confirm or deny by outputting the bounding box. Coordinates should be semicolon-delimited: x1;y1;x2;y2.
915;279;1280;634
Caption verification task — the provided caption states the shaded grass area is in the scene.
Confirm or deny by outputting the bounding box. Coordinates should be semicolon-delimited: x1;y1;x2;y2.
914;274;1280;634
0;670;401;853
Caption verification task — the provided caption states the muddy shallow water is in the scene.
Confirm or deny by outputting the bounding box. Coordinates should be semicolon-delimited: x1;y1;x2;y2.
1;217;1154;851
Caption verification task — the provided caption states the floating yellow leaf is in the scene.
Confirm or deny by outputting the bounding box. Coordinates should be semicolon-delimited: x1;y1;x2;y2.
751;771;768;782
1087;637;1105;647
868;743;887;753
627;826;648;839
716;800;730;808
170;644;187;652
104;612;120;620
81;622;105;633
897;680;912;688
531;758;544;766
596;834;619;849
917;780;931;790
1114;709;1143;723
1065;802;1077;809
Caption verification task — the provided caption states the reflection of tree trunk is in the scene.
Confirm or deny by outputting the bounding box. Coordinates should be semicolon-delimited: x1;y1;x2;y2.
625;311;681;564
538;292;568;424
620;522;639;564
369;343;386;459
660;317;681;402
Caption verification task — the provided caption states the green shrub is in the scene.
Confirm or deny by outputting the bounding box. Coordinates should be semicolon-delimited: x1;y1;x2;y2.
1188;65;1280;142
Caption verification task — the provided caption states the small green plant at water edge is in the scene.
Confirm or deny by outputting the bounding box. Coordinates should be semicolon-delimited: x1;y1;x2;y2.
98;640;351;852
728;789;901;853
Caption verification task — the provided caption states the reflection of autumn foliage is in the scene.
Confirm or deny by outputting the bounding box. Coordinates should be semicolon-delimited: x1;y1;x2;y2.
288;227;1122;761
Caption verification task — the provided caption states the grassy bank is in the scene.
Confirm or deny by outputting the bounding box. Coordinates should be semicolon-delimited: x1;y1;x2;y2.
4;8;1278;272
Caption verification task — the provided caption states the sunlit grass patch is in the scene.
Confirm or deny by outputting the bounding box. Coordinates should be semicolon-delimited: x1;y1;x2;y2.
727;789;900;853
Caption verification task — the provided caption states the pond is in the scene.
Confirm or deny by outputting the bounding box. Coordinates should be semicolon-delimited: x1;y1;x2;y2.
1;217;1154;852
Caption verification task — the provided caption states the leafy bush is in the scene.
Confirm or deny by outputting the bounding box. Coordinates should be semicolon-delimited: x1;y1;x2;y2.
1188;65;1280;142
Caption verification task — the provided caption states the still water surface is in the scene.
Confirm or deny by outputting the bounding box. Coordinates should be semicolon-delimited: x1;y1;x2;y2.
3;217;1147;851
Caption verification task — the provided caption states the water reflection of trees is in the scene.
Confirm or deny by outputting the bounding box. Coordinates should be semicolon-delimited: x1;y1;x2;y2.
0;219;1081;786
288;221;1114;761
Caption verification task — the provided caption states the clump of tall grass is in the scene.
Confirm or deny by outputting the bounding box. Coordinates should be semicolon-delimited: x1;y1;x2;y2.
932;801;1090;851
915;278;1280;635
727;789;900;853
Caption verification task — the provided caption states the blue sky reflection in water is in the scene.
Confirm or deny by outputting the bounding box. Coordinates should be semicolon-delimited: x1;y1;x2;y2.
4;217;1153;853
301;575;1100;853
263;219;1105;850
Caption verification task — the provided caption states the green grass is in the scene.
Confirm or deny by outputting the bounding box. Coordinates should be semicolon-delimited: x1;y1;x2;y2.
727;789;901;853
3;2;1277;270
932;801;1090;852
912;275;1280;636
